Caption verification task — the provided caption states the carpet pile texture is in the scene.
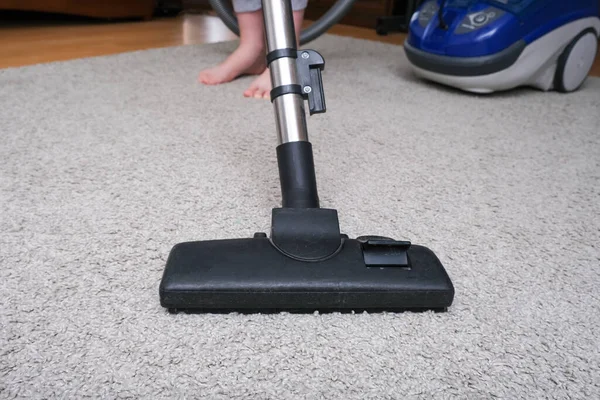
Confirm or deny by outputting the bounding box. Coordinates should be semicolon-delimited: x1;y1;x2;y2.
1;35;599;398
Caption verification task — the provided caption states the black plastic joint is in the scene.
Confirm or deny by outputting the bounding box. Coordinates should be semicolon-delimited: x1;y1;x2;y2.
270;84;303;102
276;141;319;209
266;48;297;65
271;208;342;261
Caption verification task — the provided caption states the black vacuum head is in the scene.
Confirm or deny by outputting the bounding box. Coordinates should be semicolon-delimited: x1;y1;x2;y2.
159;208;454;314
159;2;455;315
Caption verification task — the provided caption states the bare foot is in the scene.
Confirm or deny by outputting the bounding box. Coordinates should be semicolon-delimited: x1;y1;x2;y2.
243;69;272;99
198;44;265;85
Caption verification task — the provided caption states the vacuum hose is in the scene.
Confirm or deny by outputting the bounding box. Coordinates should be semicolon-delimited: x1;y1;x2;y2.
208;0;358;45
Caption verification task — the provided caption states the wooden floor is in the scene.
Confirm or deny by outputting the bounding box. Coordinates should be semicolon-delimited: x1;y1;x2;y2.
1;10;599;77
0;11;406;69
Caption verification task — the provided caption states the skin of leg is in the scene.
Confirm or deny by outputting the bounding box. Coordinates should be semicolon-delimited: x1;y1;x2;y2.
198;10;267;85
244;9;305;99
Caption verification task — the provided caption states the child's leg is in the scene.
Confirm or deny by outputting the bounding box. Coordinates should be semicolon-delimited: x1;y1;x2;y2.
198;1;267;85
243;0;307;99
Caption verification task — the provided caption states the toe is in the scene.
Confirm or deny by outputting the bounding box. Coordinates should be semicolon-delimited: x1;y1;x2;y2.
243;86;255;97
245;81;264;97
199;71;212;85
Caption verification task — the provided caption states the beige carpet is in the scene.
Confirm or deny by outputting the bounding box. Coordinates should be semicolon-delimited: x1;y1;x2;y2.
1;34;600;399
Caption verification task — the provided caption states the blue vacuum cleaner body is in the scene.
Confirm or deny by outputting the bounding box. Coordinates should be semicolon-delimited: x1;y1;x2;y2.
404;0;600;93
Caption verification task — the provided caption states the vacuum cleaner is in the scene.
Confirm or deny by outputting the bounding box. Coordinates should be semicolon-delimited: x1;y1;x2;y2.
404;0;600;93
159;0;455;314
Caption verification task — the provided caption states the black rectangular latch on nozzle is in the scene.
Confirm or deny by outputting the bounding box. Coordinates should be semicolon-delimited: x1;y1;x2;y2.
296;50;326;115
360;238;412;268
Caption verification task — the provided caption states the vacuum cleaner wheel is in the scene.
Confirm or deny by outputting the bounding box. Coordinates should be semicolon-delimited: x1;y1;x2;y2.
555;29;599;93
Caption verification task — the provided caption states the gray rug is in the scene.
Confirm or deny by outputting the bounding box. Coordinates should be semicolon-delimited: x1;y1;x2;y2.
1;34;599;399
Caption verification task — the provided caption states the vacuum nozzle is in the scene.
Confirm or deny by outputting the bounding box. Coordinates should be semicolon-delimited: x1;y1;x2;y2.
159;207;455;314
158;0;455;315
